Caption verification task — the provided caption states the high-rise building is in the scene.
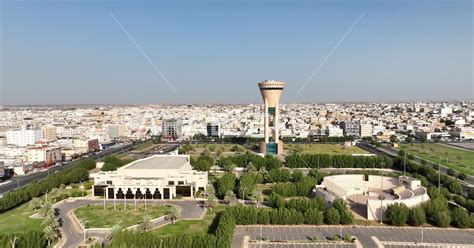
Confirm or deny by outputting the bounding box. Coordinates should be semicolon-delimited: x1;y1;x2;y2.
42;126;57;141
6;129;44;146
206;122;219;137
258;80;285;155
162;119;182;140
340;121;360;137
359;123;373;138
107;124;126;139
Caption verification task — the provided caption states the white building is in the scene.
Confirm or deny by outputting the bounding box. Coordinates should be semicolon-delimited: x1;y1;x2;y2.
107;124;126;139
93;155;208;200
325;126;344;137
6;129;44;146
27;146;62;165
42;126;57;141
359;123;373;138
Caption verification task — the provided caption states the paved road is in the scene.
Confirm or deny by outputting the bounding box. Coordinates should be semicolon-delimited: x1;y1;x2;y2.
233;226;474;248
55;199;205;248
0;141;149;196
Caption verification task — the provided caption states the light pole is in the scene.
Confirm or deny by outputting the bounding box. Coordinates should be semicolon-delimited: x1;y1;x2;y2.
404;151;407;175
380;163;384;224
438;156;441;195
421;226;423;244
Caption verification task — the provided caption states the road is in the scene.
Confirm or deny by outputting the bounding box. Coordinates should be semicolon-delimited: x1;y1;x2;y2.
0;140;149;196
56;199;205;248
233;225;474;248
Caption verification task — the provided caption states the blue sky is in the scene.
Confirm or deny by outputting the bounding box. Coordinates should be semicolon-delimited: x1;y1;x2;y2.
1;0;472;105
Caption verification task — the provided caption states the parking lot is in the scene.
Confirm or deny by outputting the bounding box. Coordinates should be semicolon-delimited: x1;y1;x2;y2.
249;244;357;248
233;226;474;248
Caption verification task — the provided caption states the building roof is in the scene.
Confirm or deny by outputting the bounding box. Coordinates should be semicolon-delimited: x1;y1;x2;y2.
122;155;189;170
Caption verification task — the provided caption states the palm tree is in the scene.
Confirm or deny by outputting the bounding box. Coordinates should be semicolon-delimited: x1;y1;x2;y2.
206;194;218;211
206;184;215;196
107;224;122;242
41;212;59;230
38;202;54;217
43;225;59;246
224;190;237;206
249;189;264;208
30;198;43;211
137;215;152;232
165;207;180;224
49;188;60;202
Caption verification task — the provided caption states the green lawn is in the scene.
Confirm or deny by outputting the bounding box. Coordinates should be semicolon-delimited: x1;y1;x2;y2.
74;203;172;228
151;205;227;237
400;143;474;176
0;201;42;233
0;186;92;234
285;144;368;155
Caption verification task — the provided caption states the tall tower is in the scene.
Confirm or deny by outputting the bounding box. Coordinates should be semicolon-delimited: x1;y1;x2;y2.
258;80;285;155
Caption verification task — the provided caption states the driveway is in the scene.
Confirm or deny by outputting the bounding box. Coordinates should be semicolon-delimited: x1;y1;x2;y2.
55;199;205;248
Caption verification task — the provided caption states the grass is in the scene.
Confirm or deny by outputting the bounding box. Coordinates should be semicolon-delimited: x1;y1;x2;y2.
0;186;92;234
0;201;43;233
285;144;368;155
400;143;474;176
187;144;252;158
74;203;172;228
151;205;228;237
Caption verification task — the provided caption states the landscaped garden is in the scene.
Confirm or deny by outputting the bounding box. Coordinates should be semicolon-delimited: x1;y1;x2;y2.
74;204;173;228
400;143;474;176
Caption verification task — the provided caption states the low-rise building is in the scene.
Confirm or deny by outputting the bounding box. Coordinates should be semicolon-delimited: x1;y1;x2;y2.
92;155;208;200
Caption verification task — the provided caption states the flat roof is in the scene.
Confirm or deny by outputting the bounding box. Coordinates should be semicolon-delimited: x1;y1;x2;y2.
123;155;189;170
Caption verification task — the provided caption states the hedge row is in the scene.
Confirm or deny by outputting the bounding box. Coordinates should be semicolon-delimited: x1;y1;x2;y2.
285;154;393;169
0;231;46;248
0;158;96;213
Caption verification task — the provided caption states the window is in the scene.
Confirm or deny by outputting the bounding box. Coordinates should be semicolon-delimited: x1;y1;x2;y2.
178;181;184;185
168;181;174;185
106;181;112;185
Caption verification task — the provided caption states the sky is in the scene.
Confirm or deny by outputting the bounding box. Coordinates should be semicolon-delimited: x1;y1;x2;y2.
1;0;473;105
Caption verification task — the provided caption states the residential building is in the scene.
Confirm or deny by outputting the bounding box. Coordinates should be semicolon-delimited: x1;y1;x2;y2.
325;126;344;137
206;122;219;137
27;146;62;165
42;126;57;141
6;129;44;146
107;124;126;139
162;119;182;140
359;123;373;138
340;121;360;137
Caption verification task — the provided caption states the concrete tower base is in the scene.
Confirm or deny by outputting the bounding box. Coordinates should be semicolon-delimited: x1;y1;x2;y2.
260;140;284;155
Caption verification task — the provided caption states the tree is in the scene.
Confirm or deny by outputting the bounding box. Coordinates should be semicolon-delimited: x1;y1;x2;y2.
434;210;451;227
304;209;324;225
107;224;122;242
224;190;237;206
217;173;236;198
30;198;43;211
291;170;304;182
324;208;340;225
38;202;54;217
237;173;258;199
268;193;285;209
386;203;409;226
249;189;264;208
206;184;215;196
451;207;470;228
408;207;426;226
165;207;180;224
137;215;152;232
43;225;59;247
206;194;218;211
389;135;397;143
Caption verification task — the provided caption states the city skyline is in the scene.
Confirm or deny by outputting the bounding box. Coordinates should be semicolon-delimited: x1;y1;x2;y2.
1;0;473;105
